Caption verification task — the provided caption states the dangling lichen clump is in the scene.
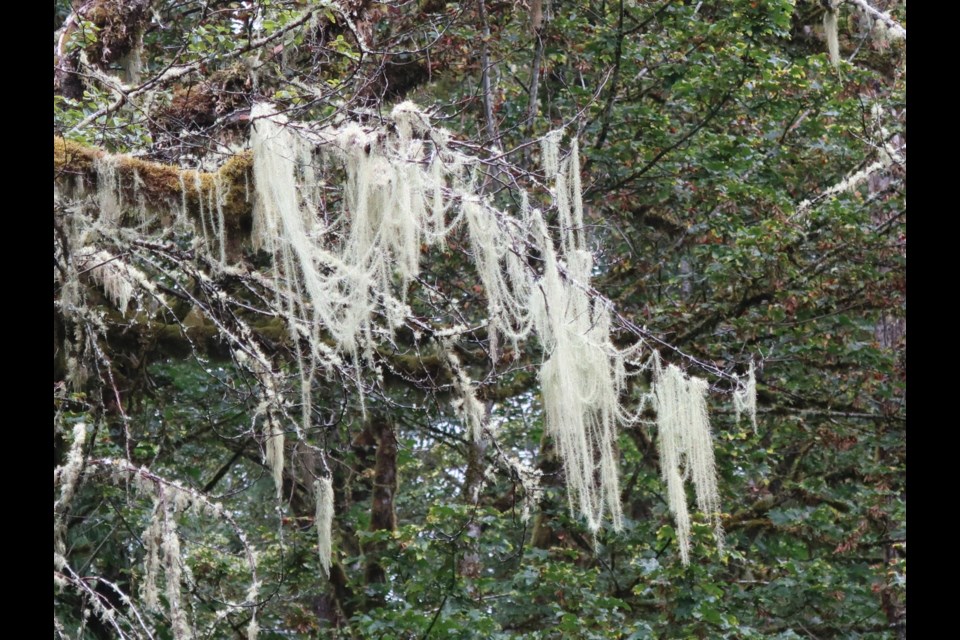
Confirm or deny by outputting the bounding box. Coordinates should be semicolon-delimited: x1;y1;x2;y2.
315;476;335;578
652;360;725;565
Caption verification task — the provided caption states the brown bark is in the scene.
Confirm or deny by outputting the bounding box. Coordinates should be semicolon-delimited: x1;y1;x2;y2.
530;432;563;549
364;417;398;588
459;433;488;579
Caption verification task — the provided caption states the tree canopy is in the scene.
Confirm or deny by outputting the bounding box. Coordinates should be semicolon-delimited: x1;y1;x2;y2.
54;1;906;638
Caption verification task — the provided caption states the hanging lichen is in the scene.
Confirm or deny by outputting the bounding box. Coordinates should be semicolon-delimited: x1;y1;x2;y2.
823;1;840;66
249;105;646;531
315;476;335;578
653;360;724;564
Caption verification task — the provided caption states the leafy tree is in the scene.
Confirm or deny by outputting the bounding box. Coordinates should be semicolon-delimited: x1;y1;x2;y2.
54;1;905;638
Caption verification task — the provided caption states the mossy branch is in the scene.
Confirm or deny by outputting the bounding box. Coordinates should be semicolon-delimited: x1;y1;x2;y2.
55;137;254;259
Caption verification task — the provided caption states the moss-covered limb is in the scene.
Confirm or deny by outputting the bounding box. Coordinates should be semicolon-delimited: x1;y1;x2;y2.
54;137;103;175
53;136;254;213
90;306;500;395
54;136;254;260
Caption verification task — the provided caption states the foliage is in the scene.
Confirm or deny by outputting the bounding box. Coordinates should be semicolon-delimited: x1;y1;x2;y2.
54;1;905;638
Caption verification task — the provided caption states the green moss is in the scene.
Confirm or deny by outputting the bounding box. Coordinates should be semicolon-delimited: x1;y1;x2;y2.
254;317;289;344
54;137;101;175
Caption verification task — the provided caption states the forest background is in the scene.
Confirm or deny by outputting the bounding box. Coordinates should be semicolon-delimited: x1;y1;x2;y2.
53;0;906;638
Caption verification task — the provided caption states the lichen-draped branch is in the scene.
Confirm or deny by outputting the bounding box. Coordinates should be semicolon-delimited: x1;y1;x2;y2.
55;101;756;566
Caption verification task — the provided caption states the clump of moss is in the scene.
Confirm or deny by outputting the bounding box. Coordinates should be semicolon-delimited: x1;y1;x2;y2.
55;137;102;175
149;64;253;162
83;0;150;68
